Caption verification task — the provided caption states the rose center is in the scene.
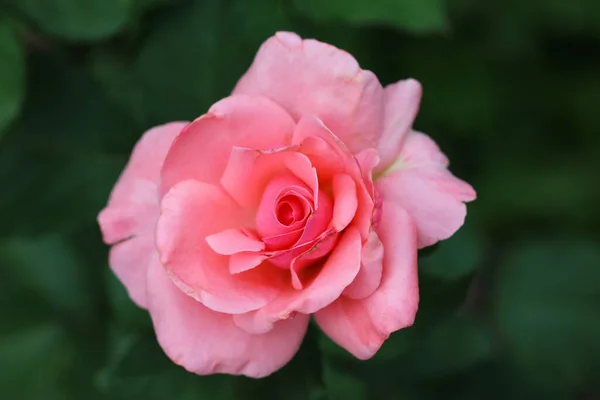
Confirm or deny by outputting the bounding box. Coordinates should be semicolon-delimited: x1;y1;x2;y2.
275;195;307;226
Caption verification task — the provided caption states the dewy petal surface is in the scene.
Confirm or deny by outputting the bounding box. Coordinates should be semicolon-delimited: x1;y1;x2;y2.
377;131;477;248
146;261;309;378
234;31;385;155
98;122;187;307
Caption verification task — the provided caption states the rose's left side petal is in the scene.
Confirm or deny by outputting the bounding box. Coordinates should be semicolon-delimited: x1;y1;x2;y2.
98;122;188;308
377;131;477;248
233;32;385;155
314;202;418;360
156;179;286;314
146;261;309;378
160;95;295;197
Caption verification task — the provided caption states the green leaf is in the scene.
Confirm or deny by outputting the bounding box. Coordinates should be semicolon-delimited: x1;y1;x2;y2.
0;235;96;319
292;0;448;34
420;226;486;281
414;313;493;376
97;333;237;400
322;361;368;400
494;240;600;388
130;0;289;126
0;323;74;399
0;54;133;237
10;0;134;41
0;22;25;137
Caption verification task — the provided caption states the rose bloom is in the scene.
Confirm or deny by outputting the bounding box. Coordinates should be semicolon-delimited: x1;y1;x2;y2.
98;32;475;378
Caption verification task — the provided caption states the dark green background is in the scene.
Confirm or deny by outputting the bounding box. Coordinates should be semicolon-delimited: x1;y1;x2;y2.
1;0;599;399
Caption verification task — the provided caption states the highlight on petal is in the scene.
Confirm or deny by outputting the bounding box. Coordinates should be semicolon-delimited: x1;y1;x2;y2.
156;179;285;314
160;95;295;196
377;131;476;248
234;31;385;155
206;228;265;255
315;202;419;360
98;121;188;308
146;261;309;378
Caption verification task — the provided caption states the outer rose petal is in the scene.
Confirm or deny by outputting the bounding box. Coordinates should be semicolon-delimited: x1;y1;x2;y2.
376;79;422;172
314;202;418;360
146;261;309;378
342;229;383;300
160;95;295;196
98;122;187;307
234;31;385;155
156;180;286;314
377;131;477;248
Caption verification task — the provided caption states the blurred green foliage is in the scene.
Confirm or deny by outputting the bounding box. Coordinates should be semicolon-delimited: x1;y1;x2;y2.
1;0;599;398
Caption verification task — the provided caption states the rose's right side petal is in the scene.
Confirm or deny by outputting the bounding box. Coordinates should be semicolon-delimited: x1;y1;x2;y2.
233;32;385;155
98;122;188;308
314;202;419;360
156;179;287;314
146;261;309;378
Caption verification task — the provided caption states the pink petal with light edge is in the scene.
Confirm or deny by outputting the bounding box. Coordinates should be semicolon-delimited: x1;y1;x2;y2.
146;261;309;378
331;174;358;232
229;253;270;274
234;32;385;155
160;95;295;197
221;147;317;210
342;229;384;300
314;202;419;360
377;131;476;248
233;227;361;334
293;116;374;241
376;79;423;172
98;122;188;308
156;179;286;314
206;228;265;255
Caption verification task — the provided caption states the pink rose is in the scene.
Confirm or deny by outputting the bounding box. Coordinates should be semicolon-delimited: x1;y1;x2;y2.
98;32;476;378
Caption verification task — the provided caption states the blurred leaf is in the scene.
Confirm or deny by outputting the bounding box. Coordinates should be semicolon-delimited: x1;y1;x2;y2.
0;234;96;319
414;313;493;376
10;0;133;41
106;268;152;331
131;0;289;126
0;21;25;137
0;54;132;237
0;323;73;399
322;360;368;400
97;333;237;400
495;240;600;388
420;225;486;280
292;0;448;34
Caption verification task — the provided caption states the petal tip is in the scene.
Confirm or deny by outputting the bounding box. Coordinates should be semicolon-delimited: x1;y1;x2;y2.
275;31;302;48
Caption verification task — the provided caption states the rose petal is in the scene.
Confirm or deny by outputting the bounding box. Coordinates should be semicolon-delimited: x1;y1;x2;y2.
377;131;476;248
293;116;374;240
146;261;309;378
221;147;317;209
98;122;187;307
376;79;423;172
234;32;385;155
235;227;361;334
160;95;295;196
314;202;418;359
229;253;270;274
342;229;384;300
156;179;285;314
331;173;358;232
206;228;265;255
